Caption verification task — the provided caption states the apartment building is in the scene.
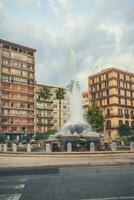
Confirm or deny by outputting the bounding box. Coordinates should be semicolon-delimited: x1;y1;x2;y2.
82;91;89;113
36;83;69;134
88;67;134;141
0;39;35;140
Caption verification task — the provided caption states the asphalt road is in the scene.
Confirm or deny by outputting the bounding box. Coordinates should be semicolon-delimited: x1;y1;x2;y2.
0;165;134;200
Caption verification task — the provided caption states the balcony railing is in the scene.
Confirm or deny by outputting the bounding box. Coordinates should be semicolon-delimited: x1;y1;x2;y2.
1;113;34;118
36;122;53;126
1;87;34;95
36;115;53;119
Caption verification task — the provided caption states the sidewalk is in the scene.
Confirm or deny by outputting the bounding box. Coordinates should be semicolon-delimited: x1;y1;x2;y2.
0;151;134;168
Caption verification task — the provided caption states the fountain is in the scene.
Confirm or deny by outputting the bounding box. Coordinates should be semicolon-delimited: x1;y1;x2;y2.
47;50;101;151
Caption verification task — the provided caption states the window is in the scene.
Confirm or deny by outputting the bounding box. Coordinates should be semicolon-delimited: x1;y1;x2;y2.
125;98;127;105
119;98;121;104
117;81;120;87
2;59;9;65
124;109;129;115
119;120;123;126
125;120;129;126
106;90;109;96
93;93;96;100
118;109;123;116
123;82;127;88
11;77;15;83
107;109;110;116
106;120;111;128
131;121;134;129
2;52;9;58
22;127;26;131
118;89;120;95
107;98;109;105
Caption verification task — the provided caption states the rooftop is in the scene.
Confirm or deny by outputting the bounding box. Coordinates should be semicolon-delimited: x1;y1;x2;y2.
0;38;36;52
88;67;134;78
36;82;67;90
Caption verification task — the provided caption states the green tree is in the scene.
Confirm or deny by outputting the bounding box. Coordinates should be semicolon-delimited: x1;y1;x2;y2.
118;124;131;137
55;88;65;129
0;134;6;143
39;86;51;100
85;102;105;132
21;134;31;143
35;133;44;140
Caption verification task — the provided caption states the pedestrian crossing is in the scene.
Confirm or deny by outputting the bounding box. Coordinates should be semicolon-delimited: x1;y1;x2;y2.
0;193;22;200
0;176;28;200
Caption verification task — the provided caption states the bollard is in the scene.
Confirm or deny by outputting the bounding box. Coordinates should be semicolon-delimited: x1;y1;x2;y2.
19;142;22;148
90;142;95;152
13;143;17;152
0;144;2;152
16;135;20;142
46;143;51;152
67;143;72;152
3;143;7;152
121;141;124;146
130;142;134;151
27;143;31;153
111;142;117;151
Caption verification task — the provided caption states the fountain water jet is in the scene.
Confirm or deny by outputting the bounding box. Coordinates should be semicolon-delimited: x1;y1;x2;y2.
47;50;100;151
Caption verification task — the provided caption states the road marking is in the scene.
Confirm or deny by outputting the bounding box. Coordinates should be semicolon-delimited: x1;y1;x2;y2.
0;178;28;183
0;193;21;200
78;197;134;200
1;184;25;190
10;184;25;189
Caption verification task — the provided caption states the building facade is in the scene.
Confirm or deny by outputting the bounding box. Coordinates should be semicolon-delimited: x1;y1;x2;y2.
36;83;69;134
88;68;134;141
0;39;36;140
82;91;89;113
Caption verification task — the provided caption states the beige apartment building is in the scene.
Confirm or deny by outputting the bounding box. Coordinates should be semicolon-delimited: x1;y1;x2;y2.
36;83;69;134
88;67;134;141
0;39;35;140
82;91;89;113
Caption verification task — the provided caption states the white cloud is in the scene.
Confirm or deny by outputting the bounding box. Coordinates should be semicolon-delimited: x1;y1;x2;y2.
1;0;134;91
65;19;78;30
99;23;123;49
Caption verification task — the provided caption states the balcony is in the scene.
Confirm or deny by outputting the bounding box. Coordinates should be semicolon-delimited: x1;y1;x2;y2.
45;107;53;111
1;113;34;118
105;113;124;118
131;115;134;119
1;105;34;111
0;121;10;125
36;122;53;126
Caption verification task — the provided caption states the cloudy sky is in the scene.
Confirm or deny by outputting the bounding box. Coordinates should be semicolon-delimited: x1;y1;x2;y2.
1;0;134;90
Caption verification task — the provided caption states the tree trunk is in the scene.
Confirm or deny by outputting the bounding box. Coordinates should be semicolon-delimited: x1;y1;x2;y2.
59;99;61;129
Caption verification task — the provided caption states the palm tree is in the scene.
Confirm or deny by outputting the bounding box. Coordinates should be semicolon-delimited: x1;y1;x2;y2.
67;80;80;92
39;86;51;100
55;88;65;129
38;86;51;133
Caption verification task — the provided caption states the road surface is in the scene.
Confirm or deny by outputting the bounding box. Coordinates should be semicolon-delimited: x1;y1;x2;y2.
0;165;134;200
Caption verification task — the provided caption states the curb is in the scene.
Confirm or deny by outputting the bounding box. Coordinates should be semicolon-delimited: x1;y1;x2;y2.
0;151;134;157
0;162;134;176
